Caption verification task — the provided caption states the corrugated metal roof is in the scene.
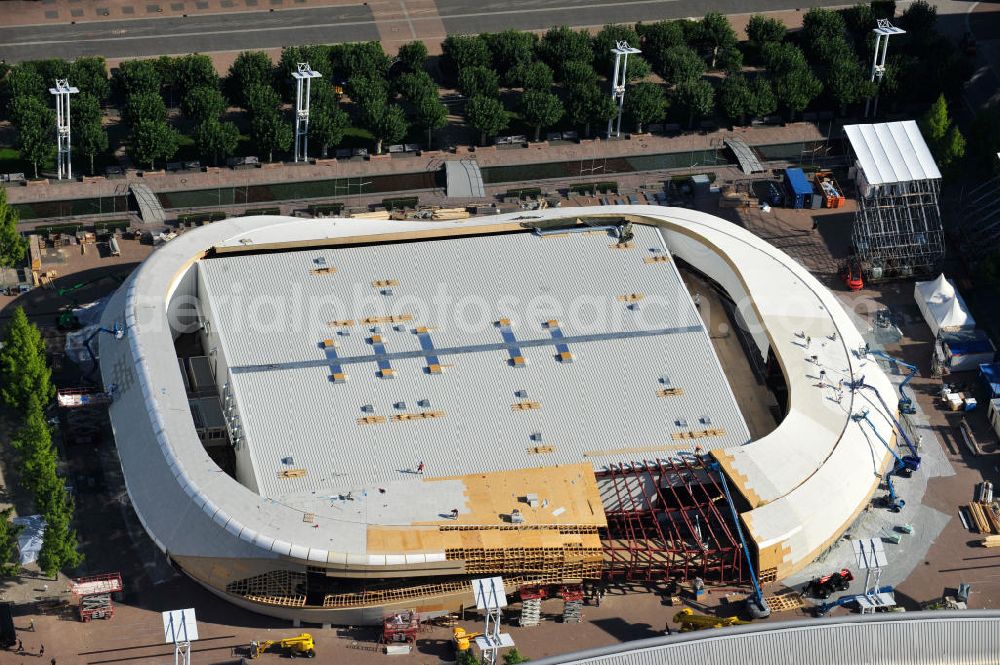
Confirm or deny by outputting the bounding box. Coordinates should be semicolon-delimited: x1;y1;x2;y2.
526;611;1000;665
199;226;751;501
844;121;941;185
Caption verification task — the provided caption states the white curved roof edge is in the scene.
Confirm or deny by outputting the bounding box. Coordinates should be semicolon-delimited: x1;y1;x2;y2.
105;208;894;571
523;610;1000;665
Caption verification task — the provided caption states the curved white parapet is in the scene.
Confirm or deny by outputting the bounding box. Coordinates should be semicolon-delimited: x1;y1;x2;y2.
100;206;895;609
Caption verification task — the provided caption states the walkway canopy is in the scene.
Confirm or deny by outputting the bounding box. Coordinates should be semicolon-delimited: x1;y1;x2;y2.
445;159;485;198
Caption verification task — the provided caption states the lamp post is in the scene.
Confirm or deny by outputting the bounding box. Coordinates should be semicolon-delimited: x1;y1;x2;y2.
291;62;323;162
607;41;641;138
49;79;79;180
865;19;905;118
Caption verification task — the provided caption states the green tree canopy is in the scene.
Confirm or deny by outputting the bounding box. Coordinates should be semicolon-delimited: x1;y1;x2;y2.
695;12;738;69
69;57;111;101
115;59;162;98
539;26;593;78
370;103;408;155
625;81;667;133
762;42;822;118
0;507;23;576
37;479;82;577
484;30;538;79
749;76;777;118
566;81;616;138
125;90;167;125
395;71;438;103
172;54;218;96
719;74;754;124
825;56;874;112
521;89;564;141
182;86;228;122
245;83;282;119
660;46;705;86
130;119;180;170
250;110;292;162
673;79;715;128
465;95;509;145
397;40;429;74
226;51;273;107
0;189;26;268
898;0;937;45
745;15;786;52
308;87;349;157
458;66;500;99
441;35;492;82
72;94;108;175
413;93;448;147
11;402;57;496
194;117;240;165
11;96;55;179
509;61;554;91
639;20;687;72
335;42;391;82
561;60;599;90
0;308;54;410
625;55;653;83
920;94;965;169
4;65;47;111
277;45;332;100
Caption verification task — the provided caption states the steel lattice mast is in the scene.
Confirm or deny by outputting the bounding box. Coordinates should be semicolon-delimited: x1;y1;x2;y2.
608;41;641;138
49;79;79;180
292;62;323;162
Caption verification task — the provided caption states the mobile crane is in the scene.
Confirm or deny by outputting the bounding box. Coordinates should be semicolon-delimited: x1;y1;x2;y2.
249;633;316;658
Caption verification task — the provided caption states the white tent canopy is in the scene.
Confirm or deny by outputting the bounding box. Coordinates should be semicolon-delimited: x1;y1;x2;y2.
914;273;975;335
12;514;46;565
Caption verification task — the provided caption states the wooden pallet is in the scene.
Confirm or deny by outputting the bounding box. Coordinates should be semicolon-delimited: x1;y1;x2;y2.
610;241;635;249
657;388;684;397
357;415;387;425
277;468;307;479
371;279;400;288
327;319;355;327
672;428;727;440
644;255;671;264
528;445;555;454
309;267;336;275
362;313;413;324
512;401;542;411
616;293;645;302
764;592;804;612
391;411;445;422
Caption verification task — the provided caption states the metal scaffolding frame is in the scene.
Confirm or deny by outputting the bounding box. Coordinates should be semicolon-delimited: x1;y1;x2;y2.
957;174;1000;260
851;177;945;280
596;458;745;584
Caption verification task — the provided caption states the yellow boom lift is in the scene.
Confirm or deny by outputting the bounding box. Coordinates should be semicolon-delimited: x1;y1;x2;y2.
673;608;749;632
249;633;316;658
452;626;484;652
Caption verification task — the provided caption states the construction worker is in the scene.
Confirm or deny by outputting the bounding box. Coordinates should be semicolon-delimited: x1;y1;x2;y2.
450;508;459;519
416;461;425;474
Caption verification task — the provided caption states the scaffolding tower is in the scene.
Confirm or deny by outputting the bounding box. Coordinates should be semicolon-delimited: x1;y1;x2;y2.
956;167;1000;261
845;122;945;280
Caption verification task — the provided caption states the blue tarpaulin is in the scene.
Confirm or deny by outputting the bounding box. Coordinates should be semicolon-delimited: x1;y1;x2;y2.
980;362;1000;398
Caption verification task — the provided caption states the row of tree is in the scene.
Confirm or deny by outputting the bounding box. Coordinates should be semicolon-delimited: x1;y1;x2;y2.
0;305;82;577
0;1;972;173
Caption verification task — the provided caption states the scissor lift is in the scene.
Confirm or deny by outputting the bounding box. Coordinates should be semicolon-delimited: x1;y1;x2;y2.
70;573;123;622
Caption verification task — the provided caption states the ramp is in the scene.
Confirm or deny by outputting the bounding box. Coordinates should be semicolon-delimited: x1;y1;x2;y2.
445;159;485;198
723;137;765;175
130;183;166;225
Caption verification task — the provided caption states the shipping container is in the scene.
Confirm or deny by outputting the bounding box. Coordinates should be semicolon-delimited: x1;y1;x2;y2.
783;168;813;208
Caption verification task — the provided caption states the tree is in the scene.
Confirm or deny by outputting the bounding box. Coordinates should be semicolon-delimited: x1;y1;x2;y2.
250;111;293;162
130;119;180;170
0;307;54;410
719;75;753;124
938;126;966;169
898;0;937;45
458;66;500;99
182;86;228;122
336;42;390;82
371;104;408;155
413;93;448;147
0;507;23;576
245;83;282;118
73;94;108;175
625;56;653;83
350;76;390;132
11;97;54;179
395;71;438;103
397;40;428;74
592;24;641;73
125;91;167;125
696;12;738;69
539;26;593;78
309;103;350;157
802;8;848;57
441;35;491;82
503;649;527;665
69;57;111;102
11;403;57;496
660;46;705;86
716;47;743;74
640;21;687;72
484;30;538;80
673;79;715;128
194;118;240;165
4;65;47;108
749;76;777;119
561;61;600;90
36;480;82;577
762;43;822;118
226;51;273;107
920;94;950;145
825;57;874;114
170;54;218;97
509;61;554;91
746;15;786;52
0;189;26;268
625;82;667;133
566;82;616;138
521;89;564;142
115;59;161;98
465;95;509;145
277;45;332;100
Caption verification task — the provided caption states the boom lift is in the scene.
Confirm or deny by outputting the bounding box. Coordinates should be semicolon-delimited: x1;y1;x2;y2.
452;626;484;652
865;348;918;415
249;633;316;658
673;608;749;631
854;409;915;512
803;569;854;599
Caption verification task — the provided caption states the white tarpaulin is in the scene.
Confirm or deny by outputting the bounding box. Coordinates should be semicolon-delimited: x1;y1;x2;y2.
914;274;976;336
12;515;45;565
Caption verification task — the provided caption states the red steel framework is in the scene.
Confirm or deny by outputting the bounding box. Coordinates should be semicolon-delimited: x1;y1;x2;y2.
596;457;746;584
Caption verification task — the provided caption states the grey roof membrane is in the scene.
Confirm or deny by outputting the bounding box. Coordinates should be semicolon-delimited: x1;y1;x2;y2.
198;225;751;503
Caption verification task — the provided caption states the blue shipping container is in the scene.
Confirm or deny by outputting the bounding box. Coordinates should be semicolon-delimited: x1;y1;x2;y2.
784;168;812;209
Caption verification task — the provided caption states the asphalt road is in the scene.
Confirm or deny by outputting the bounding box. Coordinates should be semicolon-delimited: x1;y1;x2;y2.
0;0;848;62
